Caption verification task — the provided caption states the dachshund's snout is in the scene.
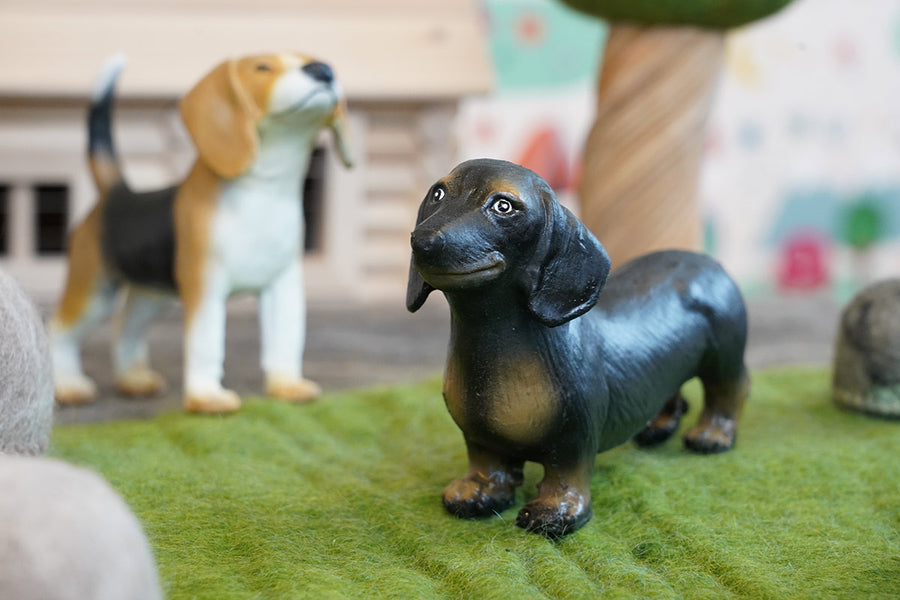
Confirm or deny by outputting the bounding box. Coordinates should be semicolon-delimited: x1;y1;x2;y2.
302;61;334;84
410;228;445;259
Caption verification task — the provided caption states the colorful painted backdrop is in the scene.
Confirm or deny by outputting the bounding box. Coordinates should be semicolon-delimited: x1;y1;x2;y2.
458;0;900;299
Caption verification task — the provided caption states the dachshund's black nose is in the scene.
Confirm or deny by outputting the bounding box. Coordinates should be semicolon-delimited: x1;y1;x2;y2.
302;61;334;84
410;229;445;257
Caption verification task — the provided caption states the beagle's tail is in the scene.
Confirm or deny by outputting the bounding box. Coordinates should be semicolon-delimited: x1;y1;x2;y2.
88;54;128;196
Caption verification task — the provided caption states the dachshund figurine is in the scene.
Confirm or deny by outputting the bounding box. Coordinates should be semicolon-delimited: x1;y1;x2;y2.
407;159;749;537
50;53;353;413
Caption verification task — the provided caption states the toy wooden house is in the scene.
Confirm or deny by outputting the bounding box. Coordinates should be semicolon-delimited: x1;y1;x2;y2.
0;0;492;302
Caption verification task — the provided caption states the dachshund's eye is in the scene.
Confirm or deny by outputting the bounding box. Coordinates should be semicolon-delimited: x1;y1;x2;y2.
490;197;515;216
255;63;273;73
431;187;445;202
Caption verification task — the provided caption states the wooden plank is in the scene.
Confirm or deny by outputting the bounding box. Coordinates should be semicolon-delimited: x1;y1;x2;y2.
18;0;470;18
366;128;420;157
0;9;493;100
364;162;420;196
365;202;417;233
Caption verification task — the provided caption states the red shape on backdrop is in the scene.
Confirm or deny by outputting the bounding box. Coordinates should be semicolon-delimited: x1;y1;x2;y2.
517;126;570;191
515;12;545;47
833;37;858;68
777;233;830;291
474;117;496;144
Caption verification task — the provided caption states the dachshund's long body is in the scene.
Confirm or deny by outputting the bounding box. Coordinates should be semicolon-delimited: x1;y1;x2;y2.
408;159;749;537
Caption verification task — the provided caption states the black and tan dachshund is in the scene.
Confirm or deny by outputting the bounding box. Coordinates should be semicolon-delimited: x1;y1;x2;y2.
407;159;750;538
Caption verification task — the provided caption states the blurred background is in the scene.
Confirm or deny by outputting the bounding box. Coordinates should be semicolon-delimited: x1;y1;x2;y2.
1;0;899;415
2;0;899;304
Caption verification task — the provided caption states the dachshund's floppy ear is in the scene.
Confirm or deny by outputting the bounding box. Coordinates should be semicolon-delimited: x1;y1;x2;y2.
406;263;434;313
525;185;611;327
406;195;436;312
179;60;260;179
327;99;354;168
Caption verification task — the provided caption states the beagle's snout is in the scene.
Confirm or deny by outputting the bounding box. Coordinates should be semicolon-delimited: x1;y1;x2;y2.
410;228;445;258
302;61;334;83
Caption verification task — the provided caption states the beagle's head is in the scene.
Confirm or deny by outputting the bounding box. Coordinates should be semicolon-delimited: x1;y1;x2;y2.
407;159;611;327
180;53;353;179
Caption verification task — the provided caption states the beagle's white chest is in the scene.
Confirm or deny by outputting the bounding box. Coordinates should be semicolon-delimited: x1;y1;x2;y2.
210;115;318;292
213;169;305;292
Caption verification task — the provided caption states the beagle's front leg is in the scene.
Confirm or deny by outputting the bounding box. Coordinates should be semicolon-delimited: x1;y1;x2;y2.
182;266;240;414
259;260;321;403
443;440;524;518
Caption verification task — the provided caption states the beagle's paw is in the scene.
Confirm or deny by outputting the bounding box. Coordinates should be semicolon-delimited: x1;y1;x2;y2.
184;389;241;414
684;414;736;454
55;375;98;405
443;473;518;519
515;489;593;538
115;366;167;397
265;375;321;404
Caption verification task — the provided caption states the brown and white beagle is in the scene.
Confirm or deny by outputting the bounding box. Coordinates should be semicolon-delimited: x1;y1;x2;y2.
50;53;353;413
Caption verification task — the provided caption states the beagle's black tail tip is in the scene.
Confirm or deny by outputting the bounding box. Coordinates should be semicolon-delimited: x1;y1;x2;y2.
88;53;128;195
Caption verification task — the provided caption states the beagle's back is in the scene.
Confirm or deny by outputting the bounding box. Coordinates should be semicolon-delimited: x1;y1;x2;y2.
101;184;178;291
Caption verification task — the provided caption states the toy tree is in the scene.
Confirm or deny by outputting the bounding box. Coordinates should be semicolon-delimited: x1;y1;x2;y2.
559;0;795;265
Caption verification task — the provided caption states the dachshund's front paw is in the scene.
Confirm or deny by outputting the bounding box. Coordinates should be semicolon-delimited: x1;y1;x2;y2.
443;474;517;519
515;489;593;538
684;414;736;454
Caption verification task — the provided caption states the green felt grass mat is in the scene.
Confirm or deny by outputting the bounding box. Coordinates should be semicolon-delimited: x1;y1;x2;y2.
51;368;899;600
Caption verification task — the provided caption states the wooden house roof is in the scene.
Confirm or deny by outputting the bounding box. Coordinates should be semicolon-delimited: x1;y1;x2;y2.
0;0;493;101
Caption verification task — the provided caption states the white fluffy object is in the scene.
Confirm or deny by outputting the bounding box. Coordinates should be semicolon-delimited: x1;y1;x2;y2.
0;456;163;599
0;269;53;455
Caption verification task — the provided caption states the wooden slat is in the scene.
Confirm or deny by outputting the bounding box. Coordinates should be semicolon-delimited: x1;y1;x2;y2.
365;202;417;233
364;162;419;196
0;7;493;100
366;127;420;157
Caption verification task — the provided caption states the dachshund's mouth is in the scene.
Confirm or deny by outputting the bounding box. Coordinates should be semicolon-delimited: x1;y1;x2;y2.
416;253;507;289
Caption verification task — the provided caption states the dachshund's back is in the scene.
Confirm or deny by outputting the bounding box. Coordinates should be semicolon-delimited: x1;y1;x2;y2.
584;250;748;452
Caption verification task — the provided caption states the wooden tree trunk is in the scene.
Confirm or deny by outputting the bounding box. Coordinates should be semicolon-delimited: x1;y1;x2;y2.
579;24;724;267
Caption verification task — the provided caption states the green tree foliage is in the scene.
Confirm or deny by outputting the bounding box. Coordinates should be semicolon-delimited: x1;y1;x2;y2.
558;0;796;28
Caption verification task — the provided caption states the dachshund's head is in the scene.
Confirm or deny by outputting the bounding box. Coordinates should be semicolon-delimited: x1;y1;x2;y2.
407;159;611;327
179;53;353;179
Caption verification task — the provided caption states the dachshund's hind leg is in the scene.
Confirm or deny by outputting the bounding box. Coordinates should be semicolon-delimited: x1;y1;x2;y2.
684;366;750;454
633;393;689;447
443;441;524;519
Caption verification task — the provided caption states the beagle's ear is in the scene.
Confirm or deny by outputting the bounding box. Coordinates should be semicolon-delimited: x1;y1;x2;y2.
179;60;260;179
327;99;354;168
524;185;611;327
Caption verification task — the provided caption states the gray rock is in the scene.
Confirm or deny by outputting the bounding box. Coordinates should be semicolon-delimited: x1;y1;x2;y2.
0;456;162;600
833;279;900;418
0;269;53;454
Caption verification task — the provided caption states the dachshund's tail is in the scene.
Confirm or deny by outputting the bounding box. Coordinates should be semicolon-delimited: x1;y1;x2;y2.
88;54;128;196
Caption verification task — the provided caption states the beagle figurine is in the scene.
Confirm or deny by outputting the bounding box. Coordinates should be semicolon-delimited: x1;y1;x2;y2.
408;159;749;537
50;53;353;413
